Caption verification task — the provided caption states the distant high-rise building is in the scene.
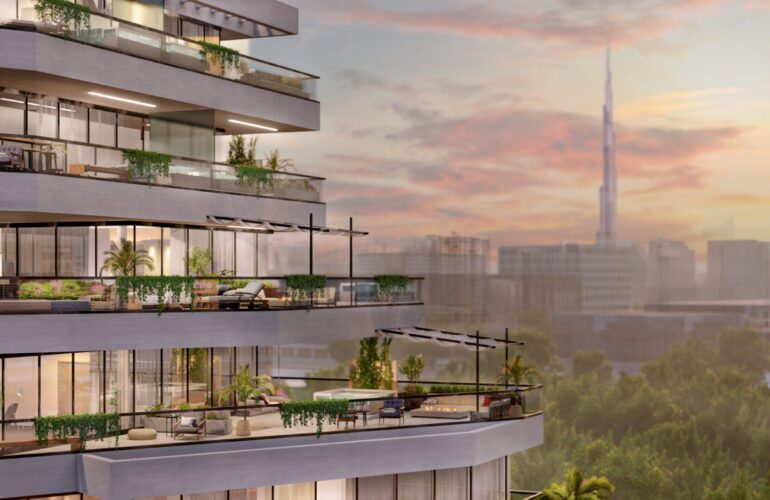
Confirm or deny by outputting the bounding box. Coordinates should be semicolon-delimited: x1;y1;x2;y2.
358;234;490;324
707;240;770;299
597;48;618;242
646;239;696;303
498;241;645;313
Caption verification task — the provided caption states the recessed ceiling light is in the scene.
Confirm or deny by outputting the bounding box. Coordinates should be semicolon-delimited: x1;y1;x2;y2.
88;91;157;108
0;97;75;113
228;119;278;132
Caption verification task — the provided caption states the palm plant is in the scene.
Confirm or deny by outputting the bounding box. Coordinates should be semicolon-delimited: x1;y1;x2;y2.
218;368;275;422
100;238;154;276
263;149;294;173
543;467;615;500
498;354;537;389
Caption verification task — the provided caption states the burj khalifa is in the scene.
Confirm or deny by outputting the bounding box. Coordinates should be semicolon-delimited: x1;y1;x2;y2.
597;48;617;242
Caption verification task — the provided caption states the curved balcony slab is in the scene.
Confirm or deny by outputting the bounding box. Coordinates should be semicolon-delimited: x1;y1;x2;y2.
0;29;319;131
0;170;324;226
0;415;543;500
0;303;424;355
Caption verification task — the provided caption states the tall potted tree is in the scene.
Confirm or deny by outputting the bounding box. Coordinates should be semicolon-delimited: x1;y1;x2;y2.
400;354;426;410
498;354;536;417
218;368;274;436
100;238;154;310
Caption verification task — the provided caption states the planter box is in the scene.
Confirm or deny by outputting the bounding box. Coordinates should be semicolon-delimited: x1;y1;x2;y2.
206;418;232;435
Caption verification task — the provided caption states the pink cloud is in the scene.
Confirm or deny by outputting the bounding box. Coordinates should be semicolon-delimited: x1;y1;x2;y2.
307;0;722;47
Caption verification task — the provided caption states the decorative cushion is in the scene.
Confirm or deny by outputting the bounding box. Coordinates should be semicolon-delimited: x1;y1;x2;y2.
381;408;400;415
128;428;157;440
217;284;231;295
179;416;197;427
223;289;240;296
483;395;492;407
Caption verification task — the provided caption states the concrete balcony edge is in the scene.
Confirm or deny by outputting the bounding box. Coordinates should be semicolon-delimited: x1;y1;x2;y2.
0;170;325;227
0;304;425;354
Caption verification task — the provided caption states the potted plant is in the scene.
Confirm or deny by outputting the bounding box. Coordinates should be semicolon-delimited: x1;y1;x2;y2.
399;354;426;410
498;354;537;418
218;367;274;436
100;238;154;310
188;246;213;277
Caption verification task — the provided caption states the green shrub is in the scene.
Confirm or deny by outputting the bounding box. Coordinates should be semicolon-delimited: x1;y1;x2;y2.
34;413;120;450
280;399;350;438
115;275;195;315
122;149;171;180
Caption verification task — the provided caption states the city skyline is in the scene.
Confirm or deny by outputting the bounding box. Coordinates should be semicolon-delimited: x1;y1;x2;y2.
245;0;770;258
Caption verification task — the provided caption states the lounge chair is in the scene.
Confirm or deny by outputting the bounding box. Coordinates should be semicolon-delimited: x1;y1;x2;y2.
172;414;207;440
378;398;405;425
3;403;18;429
196;281;267;310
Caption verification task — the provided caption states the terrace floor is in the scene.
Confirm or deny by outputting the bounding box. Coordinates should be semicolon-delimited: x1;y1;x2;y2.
3;409;492;456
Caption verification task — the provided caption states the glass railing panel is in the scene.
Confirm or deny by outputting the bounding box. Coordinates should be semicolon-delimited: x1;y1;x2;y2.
0;138;323;202
10;9;318;99
0;277;421;312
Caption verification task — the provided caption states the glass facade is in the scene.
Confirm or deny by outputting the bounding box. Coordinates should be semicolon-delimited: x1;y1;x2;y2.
128;460;508;500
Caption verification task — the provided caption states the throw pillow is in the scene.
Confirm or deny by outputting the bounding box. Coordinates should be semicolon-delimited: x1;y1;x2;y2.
217;284;231;295
179;416;197;427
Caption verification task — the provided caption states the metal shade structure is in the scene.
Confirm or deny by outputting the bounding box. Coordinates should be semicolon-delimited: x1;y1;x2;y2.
376;326;525;350
207;215;368;237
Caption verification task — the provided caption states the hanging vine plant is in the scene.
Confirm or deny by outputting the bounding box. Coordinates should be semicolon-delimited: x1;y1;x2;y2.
235;164;273;194
115;275;195;315
34;0;91;35
122;149;171;181
198;41;241;70
280;400;349;438
34;413;120;451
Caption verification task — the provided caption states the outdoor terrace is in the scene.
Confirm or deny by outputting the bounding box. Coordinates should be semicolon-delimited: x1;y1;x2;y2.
2;8;317;101
0;136;324;204
0;388;543;458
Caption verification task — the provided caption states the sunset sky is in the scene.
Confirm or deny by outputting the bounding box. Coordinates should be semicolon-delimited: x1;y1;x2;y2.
242;0;770;259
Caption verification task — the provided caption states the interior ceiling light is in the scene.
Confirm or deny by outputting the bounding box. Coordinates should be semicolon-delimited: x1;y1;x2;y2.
0;97;75;113
87;91;157;108
228;119;278;132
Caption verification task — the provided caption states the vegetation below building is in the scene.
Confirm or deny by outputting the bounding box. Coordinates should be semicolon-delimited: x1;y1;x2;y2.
512;326;770;499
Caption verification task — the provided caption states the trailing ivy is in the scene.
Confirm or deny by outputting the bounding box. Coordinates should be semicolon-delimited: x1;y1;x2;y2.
198;41;240;70
374;274;408;300
122;149;171;181
115;275;195;315
34;0;91;34
285;274;327;301
235;164;273;193
34;413;120;451
280;400;349;438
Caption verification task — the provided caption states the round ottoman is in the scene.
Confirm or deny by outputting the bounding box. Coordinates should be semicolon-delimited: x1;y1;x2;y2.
128;428;157;441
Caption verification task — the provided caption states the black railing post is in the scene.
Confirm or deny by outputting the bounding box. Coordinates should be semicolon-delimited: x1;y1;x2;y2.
349;217;354;306
309;213;314;306
476;330;481;412
505;327;510;388
309;213;314;275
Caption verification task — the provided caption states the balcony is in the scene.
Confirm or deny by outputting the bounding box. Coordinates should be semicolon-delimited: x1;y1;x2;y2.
0;137;323;204
0;26;319;133
7;8;317;100
0;277;425;353
0;389;543;499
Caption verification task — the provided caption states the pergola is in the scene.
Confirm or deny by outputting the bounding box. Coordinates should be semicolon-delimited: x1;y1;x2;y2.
377;326;525;411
